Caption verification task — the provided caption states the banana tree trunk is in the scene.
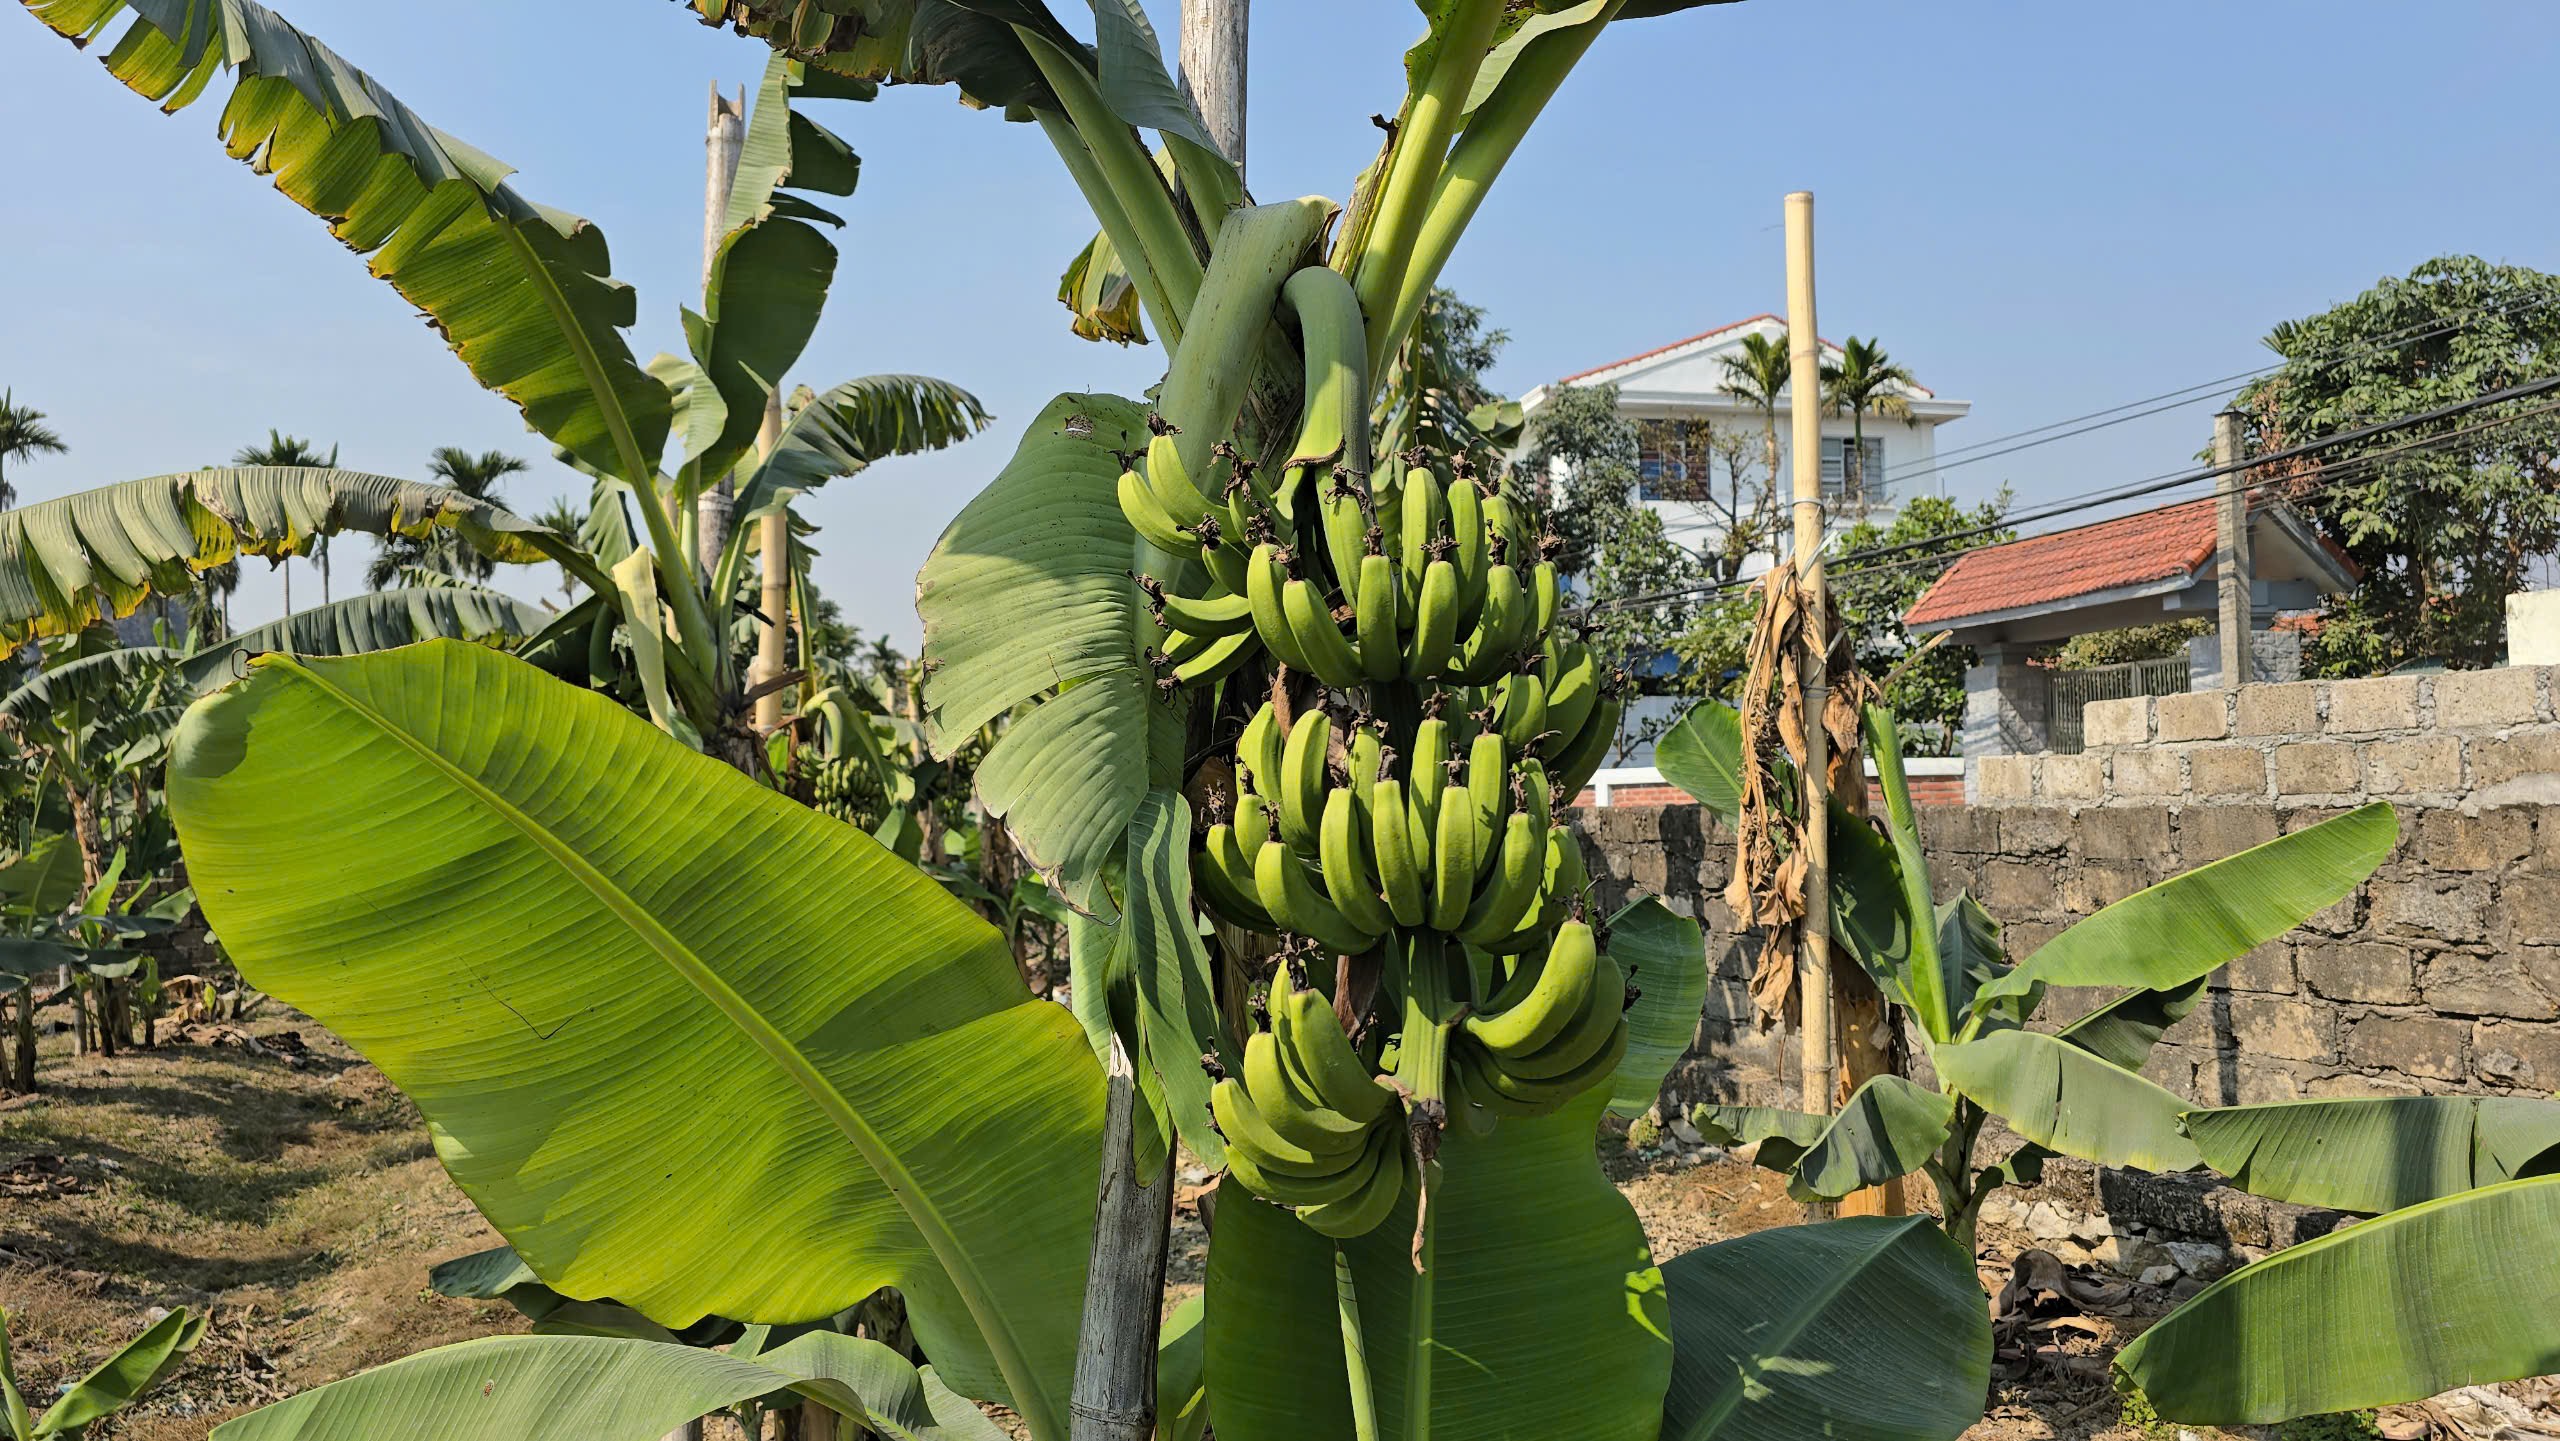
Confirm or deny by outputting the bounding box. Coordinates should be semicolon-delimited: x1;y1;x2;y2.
1071;1039;1174;1441
659;1422;702;1441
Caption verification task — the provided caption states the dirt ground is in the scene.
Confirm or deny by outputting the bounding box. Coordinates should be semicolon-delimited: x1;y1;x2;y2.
0;1017;2195;1440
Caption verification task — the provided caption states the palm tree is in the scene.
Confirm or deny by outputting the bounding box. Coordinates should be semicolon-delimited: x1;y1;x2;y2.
532;496;590;602
1717;330;1792;496
369;448;528;590
1819;336;1917;514
0;391;69;512
233;430;339;610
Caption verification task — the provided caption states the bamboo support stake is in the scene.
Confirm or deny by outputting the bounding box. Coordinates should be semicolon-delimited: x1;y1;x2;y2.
1784;192;1837;1135
696;86;746;582
753;390;789;731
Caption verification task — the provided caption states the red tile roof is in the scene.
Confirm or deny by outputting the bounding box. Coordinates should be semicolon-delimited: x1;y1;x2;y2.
1904;497;2223;629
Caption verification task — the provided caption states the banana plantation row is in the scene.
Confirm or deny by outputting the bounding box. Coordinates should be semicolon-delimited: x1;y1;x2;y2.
0;4;2552;1441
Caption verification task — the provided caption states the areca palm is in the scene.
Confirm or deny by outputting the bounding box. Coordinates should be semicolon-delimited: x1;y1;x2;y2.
0;390;67;512
1819;336;1917;511
371;448;531;590
1717;330;1791;493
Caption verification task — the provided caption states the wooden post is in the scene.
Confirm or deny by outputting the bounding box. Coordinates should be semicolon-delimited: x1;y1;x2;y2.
752;392;789;732
2214;409;2252;688
1784;192;1837;1136
697;85;746;581
1178;0;1248;179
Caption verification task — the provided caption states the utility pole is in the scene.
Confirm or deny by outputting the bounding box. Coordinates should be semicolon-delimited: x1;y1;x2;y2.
1178;0;1247;179
2214;409;2252;688
697;85;746;582
1784;191;1836;1136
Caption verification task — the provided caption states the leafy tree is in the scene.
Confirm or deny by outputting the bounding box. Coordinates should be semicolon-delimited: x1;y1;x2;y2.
0;391;66;512
371;448;530;590
232;431;339;608
2051;618;2210;669
1830;493;2012;752
2229;255;2560;674
1821;336;1916;516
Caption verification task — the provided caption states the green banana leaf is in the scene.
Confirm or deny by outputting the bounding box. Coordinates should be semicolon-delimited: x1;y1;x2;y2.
33;1307;206;1439
167;641;1101;1438
2055;976;2208;1072
1933;1028;2201;1173
0;835;84;915
1694;1075;1956;1202
1155;1294;1210;1441
1;646;178;723
723;373;991;558
1659;1216;1990;1441
0;938;141;982
209;1332;998;1441
918;393;1181;903
725;50;862;238
1208;1090;1671;1441
2116;1176;2560;1425
181;588;554;692
686;213;835;489
2182;1095;2560;1213
1072;790;1225;1175
1828;803;1917;1011
1650;702;1743;823
1086;0;1241;219
1866;708;1961;1041
1973;803;2396;1012
0;468;554;647
22;1;670;488
1605;897;1708;1118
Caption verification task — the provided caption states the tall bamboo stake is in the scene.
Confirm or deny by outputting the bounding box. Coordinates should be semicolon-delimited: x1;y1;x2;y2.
1784;192;1836;1132
753;392;789;731
696;86;746;583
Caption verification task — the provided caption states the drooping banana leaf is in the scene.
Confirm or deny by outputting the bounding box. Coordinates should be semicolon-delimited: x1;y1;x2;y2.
723;373;992;556
1694;1075;1956;1203
33;1307;206;1439
428;1245;742;1348
685;217;834;487
1932;1028;2201;1174
0;938;141;982
1651;701;1743;823
917;393;1181;904
209;1332;1002;1441
0;646;178;727
20;1;669;486
1605;897;1708;1118
1070;790;1225;1176
1658;1216;1990;1441
726;50;863;237
180;587;554;692
2055;975;2207;1072
2181;1095;2560;1214
1972;802;2395;1012
2115;1176;2560;1425
1217;1090;1672;1441
0;469;553;647
1086;0;1241;219
167;641;1101;1438
1059;228;1148;344
0;834;83;914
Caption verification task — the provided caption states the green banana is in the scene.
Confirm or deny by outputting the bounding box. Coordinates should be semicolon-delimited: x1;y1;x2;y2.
1244;1028;1372;1154
1255;839;1382;955
1198;826;1276;930
1540;641;1600;756
1398;464;1448;608
1466;1010;1629;1110
1353;551;1402;683
1530;559;1561;641
1498;946;1626;1081
1548;690;1624;801
1408;712;1451;840
1144;431;1212;532
1283;576;1366;690
1175;628;1257;686
1464;918;1597;1056
1214;1088;1375;1204
1248;543;1314;675
1159;586;1255;637
1282;985;1393;1122
1160;622;1220;668
1347;724;1384;793
1276;708;1331;853
1368;778;1428;928
1118;468;1193;552
1455;562;1528;684
1428;796;1479;932
1450;1041;1565;1118
1294;1123;1408;1238
1494;669;1550;751
1239;703;1283;799
1320;788;1399;937
1514;757;1552;839
1447;475;1489;633
1464;729;1509;868
1456;811;1543;945
1404;559;1462;680
1371;466;1406;574
1235;789;1272;853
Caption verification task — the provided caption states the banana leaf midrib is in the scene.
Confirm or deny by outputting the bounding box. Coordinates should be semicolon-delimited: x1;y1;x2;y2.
255;652;1046;1412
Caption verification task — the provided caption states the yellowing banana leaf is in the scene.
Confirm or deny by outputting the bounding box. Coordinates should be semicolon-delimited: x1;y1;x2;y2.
34;1307;206;1439
2182;1095;2560;1214
1695;1075;1956;1203
22;1;670;485
1659;1216;1989;1441
1651;701;1742;822
181;587;553;692
1933;1028;2201;1174
2116;1176;2560;1425
1605;897;1708;1118
1974;803;2395;1012
1207;1092;1670;1441
167;642;1101;1439
918;394;1181;903
210;1332;1002;1441
1059;228;1148;345
0;468;553;647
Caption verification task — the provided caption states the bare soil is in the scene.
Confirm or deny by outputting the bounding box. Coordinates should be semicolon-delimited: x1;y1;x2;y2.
2;1019;2172;1440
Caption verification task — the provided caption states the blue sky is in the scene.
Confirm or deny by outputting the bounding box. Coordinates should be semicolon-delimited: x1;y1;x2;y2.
5;1;2557;645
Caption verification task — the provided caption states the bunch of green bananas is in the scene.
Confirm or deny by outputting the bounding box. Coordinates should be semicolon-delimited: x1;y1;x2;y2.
1193;702;1591;958
1448;916;1632;1126
1212;981;1415;1238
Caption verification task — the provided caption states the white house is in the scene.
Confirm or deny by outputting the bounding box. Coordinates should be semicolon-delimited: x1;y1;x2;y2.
1518;314;1971;570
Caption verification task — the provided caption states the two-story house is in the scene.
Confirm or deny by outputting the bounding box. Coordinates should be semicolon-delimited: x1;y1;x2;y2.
1517;314;1971;573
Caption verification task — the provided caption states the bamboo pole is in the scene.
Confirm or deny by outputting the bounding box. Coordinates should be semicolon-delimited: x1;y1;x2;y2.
752;393;789;732
1784;192;1836;1134
696;86;746;583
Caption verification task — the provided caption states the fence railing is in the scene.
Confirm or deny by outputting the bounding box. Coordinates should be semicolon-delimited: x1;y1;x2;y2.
2047;655;2191;753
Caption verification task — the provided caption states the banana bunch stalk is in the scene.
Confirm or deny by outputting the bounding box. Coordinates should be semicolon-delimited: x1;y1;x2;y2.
1213;980;1416;1238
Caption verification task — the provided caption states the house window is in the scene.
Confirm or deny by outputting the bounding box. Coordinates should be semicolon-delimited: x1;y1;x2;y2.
1636;419;1713;502
1818;437;1886;503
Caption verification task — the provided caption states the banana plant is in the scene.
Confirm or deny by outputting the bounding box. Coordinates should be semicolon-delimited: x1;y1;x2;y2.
0;1304;205;1441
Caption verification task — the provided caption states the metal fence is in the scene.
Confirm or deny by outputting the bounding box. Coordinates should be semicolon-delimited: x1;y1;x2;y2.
2047;655;2192;753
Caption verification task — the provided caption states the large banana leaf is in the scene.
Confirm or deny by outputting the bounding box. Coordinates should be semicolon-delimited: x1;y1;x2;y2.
1209;1091;1673;1441
210;1332;1002;1441
2054;976;2207;1072
180;587;553;692
166;641;1100;1439
0;469;553;647
2182;1096;2560;1214
724;373;992;550
688;219;835;485
1828;802;1917;1011
1651;701;1743;822
1973;803;2395;1012
2116;1176;2560;1424
22;1;669;485
1694;1075;1955;1202
1605;897;1708;1118
1932;1028;2201;1173
0;646;179;725
917;393;1180;903
1866;708;1960;1040
32;1307;206;1439
0;835;83;914
1155;1294;1210;1441
1659;1216;1990;1441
